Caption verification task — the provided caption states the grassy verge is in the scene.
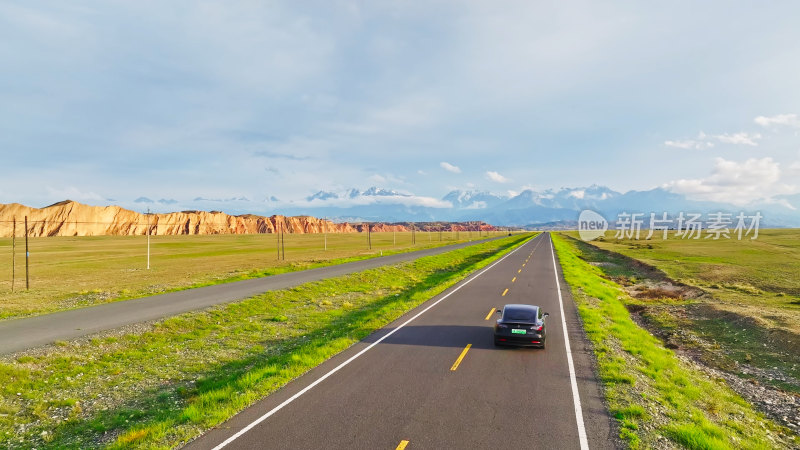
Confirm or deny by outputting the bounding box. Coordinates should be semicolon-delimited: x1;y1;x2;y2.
552;233;796;449
0;233;533;449
0;231;506;320
581;229;800;396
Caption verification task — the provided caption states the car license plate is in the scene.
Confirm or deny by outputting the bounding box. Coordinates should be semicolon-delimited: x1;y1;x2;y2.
511;329;526;334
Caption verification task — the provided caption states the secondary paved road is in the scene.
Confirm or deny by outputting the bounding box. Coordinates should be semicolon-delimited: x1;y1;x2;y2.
186;233;616;450
0;238;503;355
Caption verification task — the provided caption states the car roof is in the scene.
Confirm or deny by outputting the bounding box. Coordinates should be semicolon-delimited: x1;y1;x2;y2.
503;304;539;312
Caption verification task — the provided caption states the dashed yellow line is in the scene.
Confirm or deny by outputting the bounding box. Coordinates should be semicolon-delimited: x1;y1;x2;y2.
512;277;516;283
484;308;496;320
450;344;472;371
396;440;409;450
518;269;522;274
502;288;509;296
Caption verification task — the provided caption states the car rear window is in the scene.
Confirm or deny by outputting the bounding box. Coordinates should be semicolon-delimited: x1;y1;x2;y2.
504;307;535;321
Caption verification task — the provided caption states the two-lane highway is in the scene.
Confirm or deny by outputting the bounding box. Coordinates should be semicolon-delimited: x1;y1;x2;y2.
187;233;615;449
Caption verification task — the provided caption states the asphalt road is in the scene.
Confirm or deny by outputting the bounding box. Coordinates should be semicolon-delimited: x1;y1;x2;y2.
186;233;616;450
0;237;503;355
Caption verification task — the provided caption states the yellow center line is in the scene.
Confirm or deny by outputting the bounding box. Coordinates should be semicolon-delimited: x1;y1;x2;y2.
512;277;516;283
396;440;410;450
484;307;496;320
502;288;509;296
522;263;526;267
518;269;522;273
450;344;472;371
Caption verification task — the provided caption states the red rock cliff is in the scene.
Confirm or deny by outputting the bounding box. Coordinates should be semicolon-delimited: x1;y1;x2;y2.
0;201;498;237
0;201;360;237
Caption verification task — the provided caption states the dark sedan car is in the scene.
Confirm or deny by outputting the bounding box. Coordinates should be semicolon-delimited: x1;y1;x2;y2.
494;304;549;348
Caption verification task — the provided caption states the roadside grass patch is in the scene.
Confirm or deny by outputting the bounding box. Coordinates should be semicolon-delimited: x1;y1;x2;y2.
582;229;800;422
0;231;505;320
552;234;795;449
0;234;533;448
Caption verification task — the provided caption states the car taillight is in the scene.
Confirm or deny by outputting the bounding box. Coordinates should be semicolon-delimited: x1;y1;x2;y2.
530;325;542;331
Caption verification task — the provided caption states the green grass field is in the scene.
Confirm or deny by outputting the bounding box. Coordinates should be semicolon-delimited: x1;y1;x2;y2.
552;233;796;448
0;234;531;449
0;231;502;320
581;229;800;395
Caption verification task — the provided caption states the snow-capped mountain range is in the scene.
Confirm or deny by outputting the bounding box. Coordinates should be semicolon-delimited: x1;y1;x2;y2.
274;185;800;228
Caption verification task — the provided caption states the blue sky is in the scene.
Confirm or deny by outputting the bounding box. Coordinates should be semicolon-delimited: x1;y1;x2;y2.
1;1;799;213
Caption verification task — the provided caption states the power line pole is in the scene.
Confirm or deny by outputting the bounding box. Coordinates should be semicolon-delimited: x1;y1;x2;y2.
11;216;15;293
281;222;285;260
24;216;29;290
368;223;372;250
146;208;151;270
324;218;328;251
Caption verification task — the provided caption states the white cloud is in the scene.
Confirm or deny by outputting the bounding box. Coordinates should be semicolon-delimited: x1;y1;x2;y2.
464;201;488;210
755;114;800;128
664;139;714;150
46;186;104;202
301;190;452;209
486;171;510;183
440;162;461;173
663;157;797;205
714;132;761;146
665;131;761;149
326;95;443;136
368;174;386;184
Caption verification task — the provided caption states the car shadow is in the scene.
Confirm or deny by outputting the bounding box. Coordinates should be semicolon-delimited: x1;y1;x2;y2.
360;324;543;351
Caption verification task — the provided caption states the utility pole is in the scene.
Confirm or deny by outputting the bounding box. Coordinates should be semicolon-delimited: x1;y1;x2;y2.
281;222;285;260
276;220;281;260
11;216;15;293
393;229;396;246
411;223;415;244
324;218;328;251
24;216;29;290
368;223;372;250
146;208;151;270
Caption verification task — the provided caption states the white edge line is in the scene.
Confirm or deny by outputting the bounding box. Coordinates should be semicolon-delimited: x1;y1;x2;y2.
211;234;536;449
549;233;590;450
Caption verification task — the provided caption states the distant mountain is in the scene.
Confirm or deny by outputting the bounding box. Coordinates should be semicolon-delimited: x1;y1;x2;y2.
306;191;339;202
276;185;800;227
363;187;410;197
442;190;507;210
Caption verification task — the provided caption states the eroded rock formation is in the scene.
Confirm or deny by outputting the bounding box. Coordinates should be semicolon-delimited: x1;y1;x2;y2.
0;201;498;238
